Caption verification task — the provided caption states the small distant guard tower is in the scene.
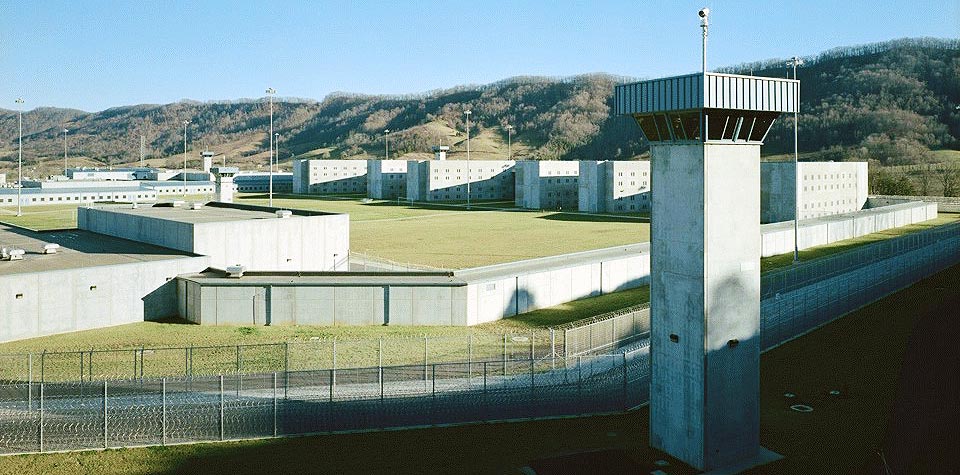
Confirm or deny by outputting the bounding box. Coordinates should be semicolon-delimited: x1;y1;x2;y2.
432;145;449;160
615;9;798;472
211;166;239;203
201;151;216;173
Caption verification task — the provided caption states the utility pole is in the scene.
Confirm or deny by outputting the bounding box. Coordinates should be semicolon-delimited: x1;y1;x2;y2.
140;135;145;167
465;109;472;209
788;56;804;263
16;98;24;217
266;88;276;207
505;124;514;160
183;120;189;198
63;129;69;176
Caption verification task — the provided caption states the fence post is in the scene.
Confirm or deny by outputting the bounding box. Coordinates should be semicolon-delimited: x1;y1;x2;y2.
140;347;145;382
530;355;535;396
38;382;44;453
431;364;436;399
40;350;45;385
550;329;556;370
577;356;582;400
622;352;628;409
530;331;535;360
284;342;289;400
378;337;383;388
273;372;278;437
332;338;337;396
28;353;33;411
103;380;108;448
237;346;243;399
219;375;224;441
80;350;84;384
132;349;137;381
502;334;507;375
89;350;93;382
468;334;473;384
161;378;167;446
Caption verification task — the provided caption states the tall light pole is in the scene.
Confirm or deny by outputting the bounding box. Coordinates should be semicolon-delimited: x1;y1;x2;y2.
266;88;276;207
63;129;69;176
699;8;709;73
505;124;514;160
464;110;472;209
140;135;146;167
15;98;24;217
182;120;189;198
275;132;280;172
788;56;803;262
384;129;390;159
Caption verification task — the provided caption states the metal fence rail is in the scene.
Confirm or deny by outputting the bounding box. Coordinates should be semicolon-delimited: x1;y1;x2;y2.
0;349;650;456
562;304;649;357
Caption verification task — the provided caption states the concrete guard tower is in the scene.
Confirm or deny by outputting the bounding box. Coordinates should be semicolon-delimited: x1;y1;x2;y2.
615;45;798;472
211;166;239;203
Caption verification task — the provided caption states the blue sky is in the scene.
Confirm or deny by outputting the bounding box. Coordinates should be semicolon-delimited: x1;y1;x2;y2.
1;0;957;112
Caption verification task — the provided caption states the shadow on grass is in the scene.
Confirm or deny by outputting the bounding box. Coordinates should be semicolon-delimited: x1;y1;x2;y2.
537;212;649;224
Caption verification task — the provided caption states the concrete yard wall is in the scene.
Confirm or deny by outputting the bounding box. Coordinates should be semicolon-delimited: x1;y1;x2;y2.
1;256;210;343
760;201;937;257
868;194;960;213
457;245;649;325
178;244;649;327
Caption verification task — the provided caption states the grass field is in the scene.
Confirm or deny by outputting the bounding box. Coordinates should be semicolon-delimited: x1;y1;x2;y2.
2;260;955;474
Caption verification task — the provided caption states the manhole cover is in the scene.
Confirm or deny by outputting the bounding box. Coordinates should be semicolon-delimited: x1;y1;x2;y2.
790;404;814;412
654;459;670;467
784;392;796;398
829;390;841;396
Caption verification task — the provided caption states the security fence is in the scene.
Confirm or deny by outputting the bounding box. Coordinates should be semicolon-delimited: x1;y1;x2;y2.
561;304;649;357
759;220;960;350
0;348;650;455
0;330;577;386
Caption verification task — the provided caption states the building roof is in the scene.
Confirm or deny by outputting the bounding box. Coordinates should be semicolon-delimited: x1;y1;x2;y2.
0;224;197;277
615;72;799;115
90;202;341;224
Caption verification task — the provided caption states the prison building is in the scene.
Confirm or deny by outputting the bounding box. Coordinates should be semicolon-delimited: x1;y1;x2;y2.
0;186;160;207
761;161;868;223
293;159;368;195
578;160;651;213
233;173;294;193
367;159;408;200
514;160;579;210
141;181;216;196
406;160;515;202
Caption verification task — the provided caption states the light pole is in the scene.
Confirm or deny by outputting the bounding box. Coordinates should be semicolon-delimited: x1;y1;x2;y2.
464;110;472;209
788;56;803;263
505;124;514;160
275;132;280;172
384;129;390;159
699;8;709;73
15;98;24;217
182;120;189;198
266;87;276;207
140;135;146;167
62;128;69;176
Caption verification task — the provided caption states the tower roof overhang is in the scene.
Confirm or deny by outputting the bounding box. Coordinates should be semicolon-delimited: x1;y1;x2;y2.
615;72;799;144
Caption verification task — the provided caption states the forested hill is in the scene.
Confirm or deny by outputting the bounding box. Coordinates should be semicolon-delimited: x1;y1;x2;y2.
1;37;957;177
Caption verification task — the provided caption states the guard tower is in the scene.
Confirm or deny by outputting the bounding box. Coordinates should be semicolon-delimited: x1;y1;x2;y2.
211;166;239;203
201;151;216;173
432;145;449;160
615;25;798;473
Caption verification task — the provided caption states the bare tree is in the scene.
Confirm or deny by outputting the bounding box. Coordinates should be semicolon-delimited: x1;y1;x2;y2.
938;166;960;197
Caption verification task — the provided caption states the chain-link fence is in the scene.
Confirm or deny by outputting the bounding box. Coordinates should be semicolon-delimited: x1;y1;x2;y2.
0;347;650;456
561;304;650;357
0;331;569;386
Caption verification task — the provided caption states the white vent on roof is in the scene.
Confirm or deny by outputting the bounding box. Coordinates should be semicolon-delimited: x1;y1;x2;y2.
3;248;25;261
226;265;246;278
41;243;60;254
275;210;292;219
172;200;185;208
189;202;203;210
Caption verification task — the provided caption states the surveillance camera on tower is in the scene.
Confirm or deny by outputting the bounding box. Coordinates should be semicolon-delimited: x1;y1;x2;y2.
698;8;710;18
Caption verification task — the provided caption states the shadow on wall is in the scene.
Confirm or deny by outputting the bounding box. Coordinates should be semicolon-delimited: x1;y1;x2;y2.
505;286;536;319
703;274;760;469
142;279;180;321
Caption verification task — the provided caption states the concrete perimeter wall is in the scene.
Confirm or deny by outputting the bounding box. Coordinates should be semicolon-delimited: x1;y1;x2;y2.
759;201;937;257
868;194;960;213
1;256;210;343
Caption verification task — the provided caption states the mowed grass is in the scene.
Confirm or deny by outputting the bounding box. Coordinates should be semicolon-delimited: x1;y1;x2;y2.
236;193;647;269
3;262;955;475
